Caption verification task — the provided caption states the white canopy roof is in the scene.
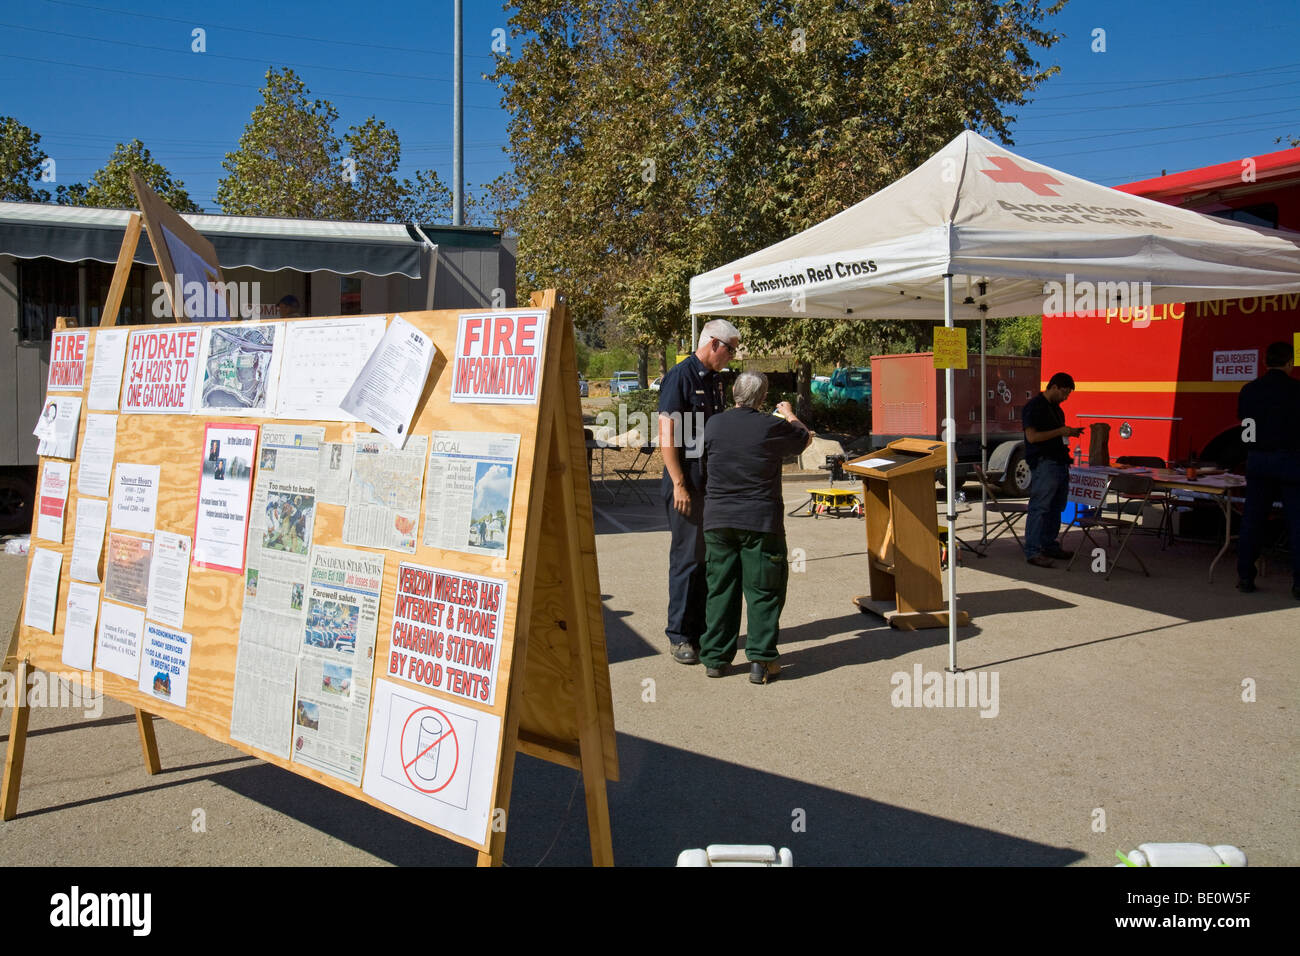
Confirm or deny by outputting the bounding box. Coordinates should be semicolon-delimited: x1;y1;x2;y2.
689;130;1300;319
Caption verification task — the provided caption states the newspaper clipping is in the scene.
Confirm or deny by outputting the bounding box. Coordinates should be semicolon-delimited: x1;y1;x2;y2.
291;546;383;786
343;433;428;553
423;431;520;557
229;473;318;759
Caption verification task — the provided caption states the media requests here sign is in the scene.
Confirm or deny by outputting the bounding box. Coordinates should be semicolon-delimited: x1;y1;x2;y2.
1212;349;1258;381
1067;467;1108;507
451;309;547;404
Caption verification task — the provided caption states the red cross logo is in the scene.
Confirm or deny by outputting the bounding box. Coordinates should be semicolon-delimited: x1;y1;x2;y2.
723;273;746;305
979;157;1063;197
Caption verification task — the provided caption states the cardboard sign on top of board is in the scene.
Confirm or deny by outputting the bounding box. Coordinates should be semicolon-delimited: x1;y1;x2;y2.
130;170;225;322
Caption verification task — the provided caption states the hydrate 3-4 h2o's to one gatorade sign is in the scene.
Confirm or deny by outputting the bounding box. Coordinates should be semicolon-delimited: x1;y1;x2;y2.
450;309;547;404
123;327;202;414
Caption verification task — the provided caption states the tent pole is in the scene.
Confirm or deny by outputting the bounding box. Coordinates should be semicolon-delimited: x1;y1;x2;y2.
944;275;958;672
981;313;988;544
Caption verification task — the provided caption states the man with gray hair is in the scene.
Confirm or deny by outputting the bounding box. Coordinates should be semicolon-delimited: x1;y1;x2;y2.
656;318;739;664
699;371;811;684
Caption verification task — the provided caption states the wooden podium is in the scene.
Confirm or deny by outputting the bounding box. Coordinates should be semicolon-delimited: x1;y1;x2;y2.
844;439;970;630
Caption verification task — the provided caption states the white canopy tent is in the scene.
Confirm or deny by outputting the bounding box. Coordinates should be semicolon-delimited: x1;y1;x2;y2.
689;130;1300;669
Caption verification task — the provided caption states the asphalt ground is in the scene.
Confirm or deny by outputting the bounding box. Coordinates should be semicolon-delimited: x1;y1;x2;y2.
1;475;1296;868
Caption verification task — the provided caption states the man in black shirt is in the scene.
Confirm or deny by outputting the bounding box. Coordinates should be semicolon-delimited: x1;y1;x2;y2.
699;371;811;684
1236;341;1300;598
656;319;736;664
1021;371;1084;567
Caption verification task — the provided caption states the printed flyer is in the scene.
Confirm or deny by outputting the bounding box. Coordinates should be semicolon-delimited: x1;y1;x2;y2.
36;462;71;542
192;423;258;573
138;621;193;709
194;322;285;415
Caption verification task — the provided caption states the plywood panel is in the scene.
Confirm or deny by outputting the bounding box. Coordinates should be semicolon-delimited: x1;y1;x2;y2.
12;302;614;857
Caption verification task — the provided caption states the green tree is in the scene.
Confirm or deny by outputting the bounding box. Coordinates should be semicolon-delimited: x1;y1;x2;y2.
219;67;455;223
218;68;342;218
57;139;200;212
0;116;51;202
492;0;1065;402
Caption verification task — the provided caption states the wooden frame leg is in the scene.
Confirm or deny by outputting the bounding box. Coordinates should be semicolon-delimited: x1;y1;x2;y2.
2;659;32;821
135;710;162;775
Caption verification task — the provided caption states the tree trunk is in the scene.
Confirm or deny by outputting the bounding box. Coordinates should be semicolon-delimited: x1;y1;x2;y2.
637;345;649;389
796;359;813;419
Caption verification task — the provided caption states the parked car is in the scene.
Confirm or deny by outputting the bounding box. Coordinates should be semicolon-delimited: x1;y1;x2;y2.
649;375;662;391
610;371;641;395
811;366;871;404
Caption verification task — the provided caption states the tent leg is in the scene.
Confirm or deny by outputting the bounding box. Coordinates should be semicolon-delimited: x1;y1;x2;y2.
943;275;959;673
980;314;988;546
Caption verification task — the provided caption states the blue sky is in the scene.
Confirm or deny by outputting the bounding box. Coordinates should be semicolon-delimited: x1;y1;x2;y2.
2;0;1298;213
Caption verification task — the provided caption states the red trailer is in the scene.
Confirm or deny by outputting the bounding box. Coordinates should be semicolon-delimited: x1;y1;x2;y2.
1040;146;1300;468
871;352;1041;494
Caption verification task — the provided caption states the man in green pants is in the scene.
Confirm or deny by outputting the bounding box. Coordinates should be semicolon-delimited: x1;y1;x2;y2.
699;371;812;684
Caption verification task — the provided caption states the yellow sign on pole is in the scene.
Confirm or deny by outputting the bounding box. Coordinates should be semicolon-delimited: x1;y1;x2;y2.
933;327;968;369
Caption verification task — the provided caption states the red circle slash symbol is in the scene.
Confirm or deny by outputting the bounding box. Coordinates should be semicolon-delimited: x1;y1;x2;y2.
400;705;460;795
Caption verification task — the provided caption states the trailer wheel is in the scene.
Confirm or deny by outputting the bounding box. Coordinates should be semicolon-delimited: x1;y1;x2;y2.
1000;449;1032;497
0;470;36;534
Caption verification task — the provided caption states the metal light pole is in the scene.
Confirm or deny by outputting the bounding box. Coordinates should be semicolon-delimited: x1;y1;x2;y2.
453;0;464;226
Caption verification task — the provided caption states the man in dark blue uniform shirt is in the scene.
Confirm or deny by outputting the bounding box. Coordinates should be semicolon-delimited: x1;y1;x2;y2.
656;319;738;664
1236;341;1300;598
1022;371;1084;567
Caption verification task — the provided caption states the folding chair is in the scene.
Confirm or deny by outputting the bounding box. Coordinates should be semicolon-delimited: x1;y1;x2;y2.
973;465;1026;549
1115;455;1174;548
1065;473;1153;579
612;443;655;505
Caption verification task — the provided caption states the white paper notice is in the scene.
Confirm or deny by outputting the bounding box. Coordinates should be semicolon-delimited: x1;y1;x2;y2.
63;583;100;671
70;497;108;583
147;531;192;630
23;548;63;634
138;621;193;709
856;458;895;469
339;315;435;448
88;327;130;411
275;317;386;421
96;601;145;680
37;461;72;542
111;463;160;533
362;678;502;847
77;414;118;498
34;396;82;459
